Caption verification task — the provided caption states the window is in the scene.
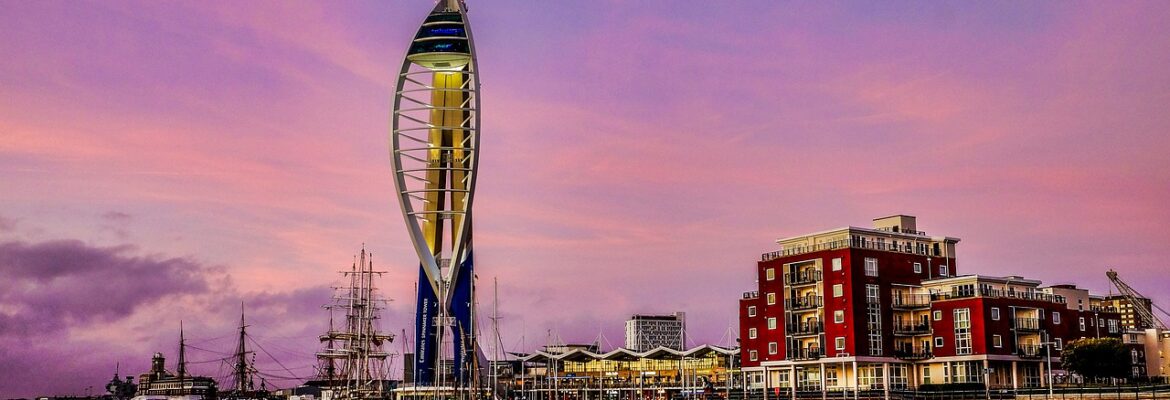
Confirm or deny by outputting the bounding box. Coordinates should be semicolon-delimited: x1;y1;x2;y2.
836;337;846;350
832;257;842;271
913;262;922;273
922;366;931;385
834;310;845;323
768;342;778;355
766;292;776;305
833;284;843;298
954;308;972;355
1109;319;1119;333
865;258;878;277
866;284;882;356
825;368;839;387
992;335;1003;348
766;268;775;281
747;306;757;317
1079;317;1086;331
1054;312;1061;324
767;317;777;330
940;265;949;276
1055;338;1063;350
749;350;758;361
933;310;942;321
991;308;1000;321
935;337;944;347
749;328;757;339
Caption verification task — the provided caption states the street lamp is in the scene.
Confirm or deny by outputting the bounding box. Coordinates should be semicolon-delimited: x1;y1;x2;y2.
1041;331;1056;398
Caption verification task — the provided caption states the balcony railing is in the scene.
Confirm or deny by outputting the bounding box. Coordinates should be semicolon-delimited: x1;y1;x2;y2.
787;321;824;336
893;346;933;360
786;270;822;286
792;347;823;361
786;296;822;311
1017;345;1045;359
891;294;932;309
742;291;759;300
931;288;1065;305
891;323;931;336
1015;317;1041;331
761;235;939;261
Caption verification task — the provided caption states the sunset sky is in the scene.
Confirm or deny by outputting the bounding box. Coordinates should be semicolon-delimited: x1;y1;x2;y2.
2;1;1169;396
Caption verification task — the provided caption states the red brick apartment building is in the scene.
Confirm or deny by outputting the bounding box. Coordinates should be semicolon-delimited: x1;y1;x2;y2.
739;215;1123;391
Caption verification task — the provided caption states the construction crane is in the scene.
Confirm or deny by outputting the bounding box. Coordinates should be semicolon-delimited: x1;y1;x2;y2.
1106;269;1170;330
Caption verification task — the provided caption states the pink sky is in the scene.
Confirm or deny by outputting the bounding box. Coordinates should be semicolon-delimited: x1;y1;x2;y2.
2;1;1169;397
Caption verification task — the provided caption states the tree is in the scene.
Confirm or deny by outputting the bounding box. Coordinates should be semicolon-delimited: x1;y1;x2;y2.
1061;337;1131;381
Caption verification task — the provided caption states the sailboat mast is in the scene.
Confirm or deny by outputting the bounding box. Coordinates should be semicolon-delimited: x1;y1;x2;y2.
233;303;251;392
492;277;499;396
177;321;187;379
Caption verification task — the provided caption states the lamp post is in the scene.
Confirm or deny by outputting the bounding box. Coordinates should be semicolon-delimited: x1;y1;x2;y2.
1041;331;1055;398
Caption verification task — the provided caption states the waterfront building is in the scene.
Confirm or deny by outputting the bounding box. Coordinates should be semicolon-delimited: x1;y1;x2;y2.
626;313;687;351
133;352;218;400
739;215;1124;393
1104;294;1156;330
514;344;739;400
390;0;483;387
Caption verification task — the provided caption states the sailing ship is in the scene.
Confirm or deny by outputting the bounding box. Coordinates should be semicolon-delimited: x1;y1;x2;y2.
313;247;396;400
219;305;279;400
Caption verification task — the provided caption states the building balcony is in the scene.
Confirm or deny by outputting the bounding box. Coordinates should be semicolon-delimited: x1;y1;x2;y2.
1014;317;1041;332
760;234;939;261
893;346;933;361
786;270;822;286
931;287;1065;305
792;347;823;361
786;296;822;311
891;323;931;336
786;321;823;337
891;294;932;310
1017;345;1045;359
742;291;759;300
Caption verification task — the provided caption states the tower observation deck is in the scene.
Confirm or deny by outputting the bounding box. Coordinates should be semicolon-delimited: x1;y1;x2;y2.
390;0;482;388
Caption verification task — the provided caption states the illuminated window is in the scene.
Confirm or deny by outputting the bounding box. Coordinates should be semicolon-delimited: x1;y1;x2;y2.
766;293;776;305
832;258;842;271
836;337;846;350
766;268;775;281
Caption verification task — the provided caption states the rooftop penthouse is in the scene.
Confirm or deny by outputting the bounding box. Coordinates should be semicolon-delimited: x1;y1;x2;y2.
761;215;959;261
922;274;1119;312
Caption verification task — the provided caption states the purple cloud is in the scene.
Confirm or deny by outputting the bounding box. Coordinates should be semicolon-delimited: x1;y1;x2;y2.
0;240;210;336
0;238;348;397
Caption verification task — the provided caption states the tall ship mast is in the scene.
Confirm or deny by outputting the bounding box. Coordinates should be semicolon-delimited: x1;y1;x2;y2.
316;247;395;399
390;0;483;389
221;305;275;400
